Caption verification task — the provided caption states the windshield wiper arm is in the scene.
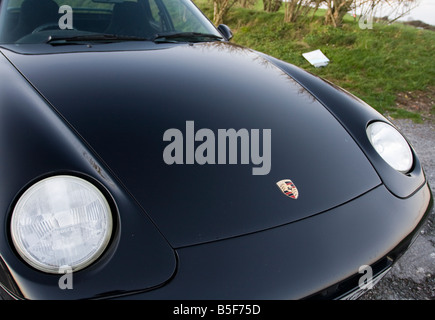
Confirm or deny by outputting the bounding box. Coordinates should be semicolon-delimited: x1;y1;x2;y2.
46;32;222;44
152;32;223;43
46;34;147;44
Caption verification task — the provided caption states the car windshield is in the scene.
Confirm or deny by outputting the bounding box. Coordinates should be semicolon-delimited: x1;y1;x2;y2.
0;0;222;44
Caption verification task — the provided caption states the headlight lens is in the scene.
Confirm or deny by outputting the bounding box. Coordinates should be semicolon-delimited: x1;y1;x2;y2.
366;121;413;173
11;175;113;274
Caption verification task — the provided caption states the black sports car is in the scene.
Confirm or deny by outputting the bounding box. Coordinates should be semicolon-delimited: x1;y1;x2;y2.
0;0;432;300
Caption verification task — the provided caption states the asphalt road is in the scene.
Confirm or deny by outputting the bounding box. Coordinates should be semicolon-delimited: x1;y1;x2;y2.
360;118;435;300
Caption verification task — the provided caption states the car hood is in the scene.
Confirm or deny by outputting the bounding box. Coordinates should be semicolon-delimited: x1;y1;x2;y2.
2;42;381;247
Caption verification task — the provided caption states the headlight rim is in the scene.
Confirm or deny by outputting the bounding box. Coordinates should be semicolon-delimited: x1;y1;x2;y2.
366;121;414;175
9;173;116;274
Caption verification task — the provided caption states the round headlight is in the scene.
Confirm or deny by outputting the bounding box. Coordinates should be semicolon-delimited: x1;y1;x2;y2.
366;121;413;173
11;175;113;274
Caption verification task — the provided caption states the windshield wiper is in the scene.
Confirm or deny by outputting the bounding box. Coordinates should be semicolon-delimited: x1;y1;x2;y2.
152;32;223;43
46;32;222;45
46;34;147;44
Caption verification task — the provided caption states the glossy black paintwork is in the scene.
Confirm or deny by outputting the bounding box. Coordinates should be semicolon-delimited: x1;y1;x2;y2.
2;42;382;248
117;183;432;299
0;38;432;299
0;52;176;299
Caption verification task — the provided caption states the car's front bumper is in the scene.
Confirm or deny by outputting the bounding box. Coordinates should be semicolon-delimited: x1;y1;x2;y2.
0;182;432;300
116;183;432;300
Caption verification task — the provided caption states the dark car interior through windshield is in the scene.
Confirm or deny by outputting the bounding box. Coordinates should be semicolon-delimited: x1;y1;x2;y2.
0;0;221;44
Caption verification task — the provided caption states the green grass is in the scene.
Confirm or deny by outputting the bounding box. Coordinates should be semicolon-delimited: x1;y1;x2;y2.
196;1;435;121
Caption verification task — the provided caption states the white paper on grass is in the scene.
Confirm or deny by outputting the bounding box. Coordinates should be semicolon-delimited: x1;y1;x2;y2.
302;49;330;67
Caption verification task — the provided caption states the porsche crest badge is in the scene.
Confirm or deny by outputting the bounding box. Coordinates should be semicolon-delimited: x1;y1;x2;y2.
276;179;299;199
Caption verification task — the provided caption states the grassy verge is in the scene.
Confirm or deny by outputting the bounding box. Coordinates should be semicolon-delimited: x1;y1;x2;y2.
196;1;435;122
